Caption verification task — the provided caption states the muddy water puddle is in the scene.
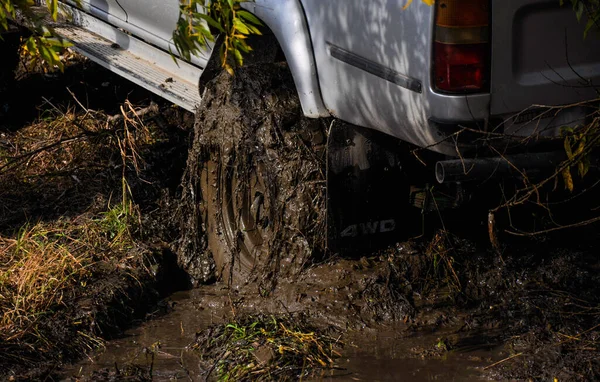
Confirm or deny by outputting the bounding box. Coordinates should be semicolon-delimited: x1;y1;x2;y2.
328;329;500;381
61;287;227;381
61;286;501;381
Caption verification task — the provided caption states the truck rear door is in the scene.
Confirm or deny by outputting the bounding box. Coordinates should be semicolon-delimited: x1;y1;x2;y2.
116;0;178;45
490;0;600;116
115;0;212;62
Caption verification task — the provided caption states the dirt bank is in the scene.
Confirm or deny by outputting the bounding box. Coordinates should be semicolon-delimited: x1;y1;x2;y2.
0;53;192;380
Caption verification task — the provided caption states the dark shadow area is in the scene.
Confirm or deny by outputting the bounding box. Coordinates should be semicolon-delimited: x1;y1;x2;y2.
0;52;192;235
0;57;155;130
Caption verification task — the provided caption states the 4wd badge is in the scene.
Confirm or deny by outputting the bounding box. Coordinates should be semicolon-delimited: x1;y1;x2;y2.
340;219;396;238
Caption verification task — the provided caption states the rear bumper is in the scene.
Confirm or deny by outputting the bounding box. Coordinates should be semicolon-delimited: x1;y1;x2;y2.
425;100;597;157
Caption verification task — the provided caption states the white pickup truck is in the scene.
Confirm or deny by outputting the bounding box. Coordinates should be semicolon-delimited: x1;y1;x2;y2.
23;0;600;277
45;0;597;147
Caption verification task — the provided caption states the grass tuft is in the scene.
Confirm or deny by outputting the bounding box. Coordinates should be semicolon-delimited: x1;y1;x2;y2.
193;314;342;381
0;202;138;349
0;223;93;344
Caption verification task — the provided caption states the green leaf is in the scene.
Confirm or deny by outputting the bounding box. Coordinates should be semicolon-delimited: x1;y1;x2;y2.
564;136;574;160
574;136;586;156
233;47;243;66
246;23;262;35
237;10;262;25
235;40;250;53
194;12;224;32
575;1;585;21
580;157;590;178
233;18;249;34
49;0;58;21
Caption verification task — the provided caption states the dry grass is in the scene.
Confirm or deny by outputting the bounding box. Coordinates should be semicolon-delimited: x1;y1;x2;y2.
0;99;156;356
0;98;155;200
0;222;92;343
0;204;136;347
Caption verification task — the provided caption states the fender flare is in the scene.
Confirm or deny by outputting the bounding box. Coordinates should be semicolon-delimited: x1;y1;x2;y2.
241;0;329;118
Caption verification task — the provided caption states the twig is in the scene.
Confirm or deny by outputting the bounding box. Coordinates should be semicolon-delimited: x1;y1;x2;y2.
483;352;523;370
505;215;600;236
0;134;87;174
66;87;89;114
107;102;159;124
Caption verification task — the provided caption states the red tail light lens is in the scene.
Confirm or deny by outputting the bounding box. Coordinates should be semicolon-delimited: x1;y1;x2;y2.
434;0;490;93
434;42;488;92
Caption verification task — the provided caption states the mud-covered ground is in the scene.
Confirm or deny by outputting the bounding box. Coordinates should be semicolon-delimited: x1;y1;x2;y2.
1;40;600;381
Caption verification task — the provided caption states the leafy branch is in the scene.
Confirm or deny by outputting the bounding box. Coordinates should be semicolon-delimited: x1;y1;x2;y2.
560;111;599;192
485;101;600;246
173;0;263;75
1;0;72;71
560;0;600;38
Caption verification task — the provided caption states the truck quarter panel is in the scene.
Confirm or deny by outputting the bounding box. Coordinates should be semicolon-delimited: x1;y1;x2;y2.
242;0;330;117
300;1;494;155
300;0;438;149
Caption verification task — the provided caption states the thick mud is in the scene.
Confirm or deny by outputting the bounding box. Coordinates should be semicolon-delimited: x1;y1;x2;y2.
60;286;496;381
1;39;599;381
177;64;328;288
59;228;600;381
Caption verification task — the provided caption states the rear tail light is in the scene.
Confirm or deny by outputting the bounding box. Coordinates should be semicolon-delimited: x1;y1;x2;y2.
434;0;490;93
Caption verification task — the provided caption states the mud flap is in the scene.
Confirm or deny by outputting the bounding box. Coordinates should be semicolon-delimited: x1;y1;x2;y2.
326;121;418;253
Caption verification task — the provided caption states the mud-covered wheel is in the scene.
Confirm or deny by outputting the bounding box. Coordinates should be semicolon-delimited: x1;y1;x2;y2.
178;63;327;287
201;155;274;280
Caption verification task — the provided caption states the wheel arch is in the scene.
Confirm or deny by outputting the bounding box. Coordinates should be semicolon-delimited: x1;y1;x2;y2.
240;0;329;118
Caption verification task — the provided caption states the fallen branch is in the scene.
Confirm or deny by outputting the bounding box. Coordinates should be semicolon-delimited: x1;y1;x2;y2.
107;102;159;124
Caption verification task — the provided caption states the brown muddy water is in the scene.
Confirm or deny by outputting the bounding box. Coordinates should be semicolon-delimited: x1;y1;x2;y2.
60;286;501;381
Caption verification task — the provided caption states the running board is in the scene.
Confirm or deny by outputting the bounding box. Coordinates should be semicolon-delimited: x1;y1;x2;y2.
50;4;203;112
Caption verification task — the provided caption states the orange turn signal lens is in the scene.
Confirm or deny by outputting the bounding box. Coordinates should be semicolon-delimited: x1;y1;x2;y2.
435;0;490;28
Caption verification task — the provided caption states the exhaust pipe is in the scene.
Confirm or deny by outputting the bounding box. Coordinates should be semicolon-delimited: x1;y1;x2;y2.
435;151;566;184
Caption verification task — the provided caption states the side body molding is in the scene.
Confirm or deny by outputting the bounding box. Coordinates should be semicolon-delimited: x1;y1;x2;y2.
242;0;329;118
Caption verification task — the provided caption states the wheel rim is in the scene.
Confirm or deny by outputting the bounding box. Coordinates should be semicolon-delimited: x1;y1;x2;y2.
206;156;271;280
223;159;270;262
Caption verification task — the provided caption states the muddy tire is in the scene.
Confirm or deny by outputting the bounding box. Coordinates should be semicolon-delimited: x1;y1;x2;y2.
178;64;328;288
